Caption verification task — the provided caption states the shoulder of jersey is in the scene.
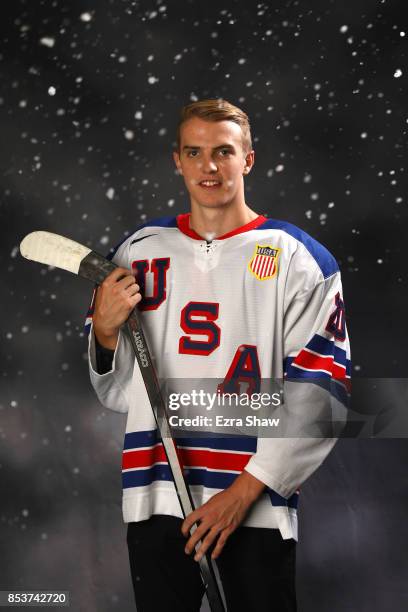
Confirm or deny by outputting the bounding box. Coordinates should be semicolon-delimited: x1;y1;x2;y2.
104;216;177;261
257;217;339;280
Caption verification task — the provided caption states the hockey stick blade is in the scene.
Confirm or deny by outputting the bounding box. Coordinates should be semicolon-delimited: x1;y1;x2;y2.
20;231;226;612
20;231;118;284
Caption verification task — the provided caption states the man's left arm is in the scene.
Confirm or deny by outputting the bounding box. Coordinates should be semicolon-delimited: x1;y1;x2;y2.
182;269;351;560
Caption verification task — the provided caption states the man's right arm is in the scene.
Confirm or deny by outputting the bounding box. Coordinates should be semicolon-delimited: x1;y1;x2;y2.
87;266;142;413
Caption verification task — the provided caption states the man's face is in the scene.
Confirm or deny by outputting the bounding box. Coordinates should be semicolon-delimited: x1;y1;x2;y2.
173;117;254;210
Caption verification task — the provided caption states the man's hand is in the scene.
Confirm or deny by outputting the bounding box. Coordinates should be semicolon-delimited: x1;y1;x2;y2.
92;267;142;349
181;470;265;561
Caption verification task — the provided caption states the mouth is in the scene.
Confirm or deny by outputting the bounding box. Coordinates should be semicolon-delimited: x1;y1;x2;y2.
198;180;222;189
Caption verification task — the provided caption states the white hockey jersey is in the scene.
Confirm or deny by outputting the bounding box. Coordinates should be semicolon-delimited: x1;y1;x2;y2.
86;213;351;541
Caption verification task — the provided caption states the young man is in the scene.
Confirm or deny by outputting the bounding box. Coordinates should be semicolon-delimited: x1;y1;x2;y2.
86;99;351;611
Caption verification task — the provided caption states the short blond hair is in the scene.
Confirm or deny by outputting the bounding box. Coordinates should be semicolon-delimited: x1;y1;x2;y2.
176;98;252;154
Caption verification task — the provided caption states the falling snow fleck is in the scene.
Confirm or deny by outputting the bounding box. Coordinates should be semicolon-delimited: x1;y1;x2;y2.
148;76;159;84
275;164;284;172
393;69;402;78
40;37;55;48
106;188;115;200
124;130;134;140
80;12;93;22
340;25;348;34
48;86;56;96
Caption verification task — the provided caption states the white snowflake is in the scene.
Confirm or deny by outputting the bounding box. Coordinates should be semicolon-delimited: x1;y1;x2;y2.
40;37;55;48
80;12;93;22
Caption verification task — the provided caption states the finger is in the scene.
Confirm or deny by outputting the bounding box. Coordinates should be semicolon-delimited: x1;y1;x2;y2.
181;510;202;537
194;525;222;562
128;292;142;307
117;275;137;291
184;521;212;554
125;283;140;295
211;529;232;560
105;267;134;284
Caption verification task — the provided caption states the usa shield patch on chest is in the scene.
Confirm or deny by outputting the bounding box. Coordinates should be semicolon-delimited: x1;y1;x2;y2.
248;244;281;280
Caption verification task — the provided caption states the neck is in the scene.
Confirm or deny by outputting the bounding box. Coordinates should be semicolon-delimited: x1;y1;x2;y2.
189;202;259;240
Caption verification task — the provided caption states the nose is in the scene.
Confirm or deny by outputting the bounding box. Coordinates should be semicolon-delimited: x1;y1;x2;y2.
200;154;218;174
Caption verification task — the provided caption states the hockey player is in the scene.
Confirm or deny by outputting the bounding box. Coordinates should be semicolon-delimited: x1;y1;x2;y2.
86;99;351;611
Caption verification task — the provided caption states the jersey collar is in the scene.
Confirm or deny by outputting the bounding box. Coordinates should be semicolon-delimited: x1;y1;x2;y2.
176;212;268;241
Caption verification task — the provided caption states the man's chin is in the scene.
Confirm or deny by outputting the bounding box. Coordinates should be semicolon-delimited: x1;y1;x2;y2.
191;195;232;209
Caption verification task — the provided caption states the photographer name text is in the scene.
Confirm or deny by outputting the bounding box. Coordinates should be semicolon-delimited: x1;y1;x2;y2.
168;415;280;427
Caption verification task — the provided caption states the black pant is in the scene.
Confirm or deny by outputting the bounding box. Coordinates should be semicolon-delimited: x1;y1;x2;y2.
127;515;297;612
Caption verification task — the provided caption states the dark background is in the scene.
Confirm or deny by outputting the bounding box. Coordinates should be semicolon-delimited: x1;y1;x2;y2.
1;0;407;610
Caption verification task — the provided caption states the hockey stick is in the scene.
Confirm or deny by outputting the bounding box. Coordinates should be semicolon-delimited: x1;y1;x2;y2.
20;231;226;612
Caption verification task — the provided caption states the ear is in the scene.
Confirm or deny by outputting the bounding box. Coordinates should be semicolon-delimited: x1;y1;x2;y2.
173;150;183;174
243;150;255;175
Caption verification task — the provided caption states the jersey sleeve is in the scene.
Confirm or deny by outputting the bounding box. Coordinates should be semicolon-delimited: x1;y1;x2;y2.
86;238;137;414
244;266;351;499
